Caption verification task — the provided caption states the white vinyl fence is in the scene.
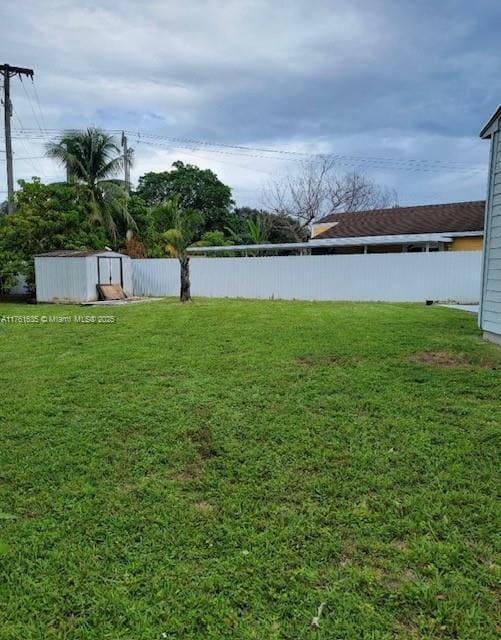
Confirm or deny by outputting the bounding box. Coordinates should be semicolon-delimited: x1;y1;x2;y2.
133;259;180;298
132;251;482;303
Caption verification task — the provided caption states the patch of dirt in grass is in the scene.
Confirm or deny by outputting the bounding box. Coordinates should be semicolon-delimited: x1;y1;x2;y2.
187;426;220;461
194;500;213;512
384;569;418;591
412;351;500;369
172;469;197;483
174;427;220;488
118;482;138;495
412;351;469;368
481;361;500;370
338;538;357;569
194;405;211;418
296;355;340;368
167;426;221;502
394;618;419;638
391;539;409;552
296;354;360;369
22;510;39;520
483;559;499;573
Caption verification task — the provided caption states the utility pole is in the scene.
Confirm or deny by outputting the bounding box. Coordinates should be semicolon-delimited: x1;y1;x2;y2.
0;64;34;214
121;130;130;194
121;130;134;242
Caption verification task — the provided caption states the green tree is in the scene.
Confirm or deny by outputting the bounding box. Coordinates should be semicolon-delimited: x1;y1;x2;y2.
46;127;135;241
192;231;235;257
162;195;202;302
137;161;234;235
115;195;164;257
0;248;22;295
150;199;178;234
193;231;231;247
0;180;107;291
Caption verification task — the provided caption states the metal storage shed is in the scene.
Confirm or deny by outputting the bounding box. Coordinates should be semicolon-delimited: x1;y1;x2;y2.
479;107;501;345
35;250;132;303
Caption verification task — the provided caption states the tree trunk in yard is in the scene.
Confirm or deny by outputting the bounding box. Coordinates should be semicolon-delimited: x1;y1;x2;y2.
179;256;191;302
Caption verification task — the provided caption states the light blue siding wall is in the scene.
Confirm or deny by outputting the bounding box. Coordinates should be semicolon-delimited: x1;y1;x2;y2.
480;120;501;338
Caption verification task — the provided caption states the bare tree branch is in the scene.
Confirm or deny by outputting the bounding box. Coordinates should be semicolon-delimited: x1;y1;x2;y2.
263;159;398;229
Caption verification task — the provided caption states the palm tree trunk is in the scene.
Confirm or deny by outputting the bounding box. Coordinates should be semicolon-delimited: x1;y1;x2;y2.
179;256;191;302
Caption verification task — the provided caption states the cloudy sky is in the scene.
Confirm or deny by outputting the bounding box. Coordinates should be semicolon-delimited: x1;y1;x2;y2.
1;0;499;207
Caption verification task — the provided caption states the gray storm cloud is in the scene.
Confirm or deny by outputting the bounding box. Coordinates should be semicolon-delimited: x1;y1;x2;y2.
0;0;498;206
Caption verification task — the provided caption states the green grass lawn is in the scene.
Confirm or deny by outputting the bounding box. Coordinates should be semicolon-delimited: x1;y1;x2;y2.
0;299;499;639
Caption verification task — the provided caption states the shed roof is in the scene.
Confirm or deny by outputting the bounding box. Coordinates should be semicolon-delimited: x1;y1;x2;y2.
313;201;485;240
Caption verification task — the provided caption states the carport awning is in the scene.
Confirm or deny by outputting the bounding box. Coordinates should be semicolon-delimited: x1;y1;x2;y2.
187;233;453;254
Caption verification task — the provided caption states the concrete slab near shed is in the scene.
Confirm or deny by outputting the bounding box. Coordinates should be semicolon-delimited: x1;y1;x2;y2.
80;297;164;306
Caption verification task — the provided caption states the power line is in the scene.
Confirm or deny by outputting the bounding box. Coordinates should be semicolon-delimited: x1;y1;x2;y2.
20;78;47;140
0;155;46;161
31;80;49;135
12;113;47;179
10;126;484;173
172;148;274;175
15;127;482;172
122;130;484;171
132;137;484;175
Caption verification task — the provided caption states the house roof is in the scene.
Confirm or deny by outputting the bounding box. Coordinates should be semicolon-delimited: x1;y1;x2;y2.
479;105;501;139
36;250;119;258
313;201;485;240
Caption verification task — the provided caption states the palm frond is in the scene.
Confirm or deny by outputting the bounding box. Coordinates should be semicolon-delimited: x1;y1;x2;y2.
101;182;138;231
224;225;243;244
164;229;185;258
99;155;125;180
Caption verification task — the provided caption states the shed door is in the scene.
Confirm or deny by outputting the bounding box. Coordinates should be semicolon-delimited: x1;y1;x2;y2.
97;257;123;286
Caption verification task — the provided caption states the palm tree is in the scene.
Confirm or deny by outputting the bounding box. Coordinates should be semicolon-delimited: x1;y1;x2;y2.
46;128;135;240
162;195;202;302
225;215;270;256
